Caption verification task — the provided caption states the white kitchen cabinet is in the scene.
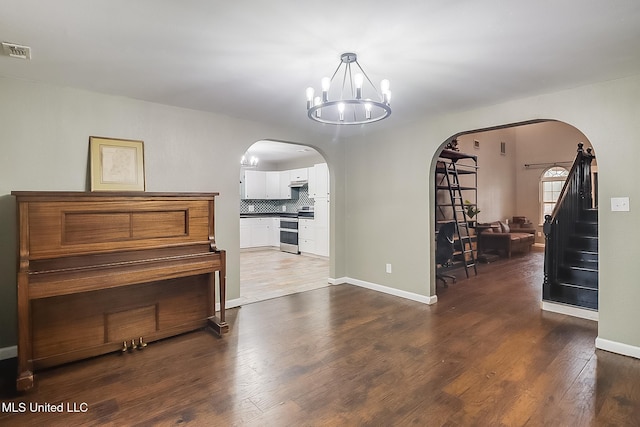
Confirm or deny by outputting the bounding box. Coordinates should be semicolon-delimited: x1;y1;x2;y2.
308;163;329;199
289;168;308;183
242;170;291;200
265;171;280;199
313;197;330;257
240;219;252;248
279;170;291;199
241;170;266;200
269;217;280;246
252;220;270;247
240;217;280;248
298;218;315;254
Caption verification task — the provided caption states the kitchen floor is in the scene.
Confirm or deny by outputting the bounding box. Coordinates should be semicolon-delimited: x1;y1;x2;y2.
239;248;330;305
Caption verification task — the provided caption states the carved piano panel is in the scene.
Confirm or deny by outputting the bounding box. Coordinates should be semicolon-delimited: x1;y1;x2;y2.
11;191;228;391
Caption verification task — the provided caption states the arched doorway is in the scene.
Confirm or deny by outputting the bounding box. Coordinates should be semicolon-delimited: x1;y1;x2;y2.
239;140;331;304
432;120;598;318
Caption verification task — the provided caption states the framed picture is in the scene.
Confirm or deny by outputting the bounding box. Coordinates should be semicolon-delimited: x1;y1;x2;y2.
89;136;145;191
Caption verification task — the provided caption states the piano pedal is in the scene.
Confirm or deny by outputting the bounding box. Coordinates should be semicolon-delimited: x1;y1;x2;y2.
122;341;128;353
137;337;147;350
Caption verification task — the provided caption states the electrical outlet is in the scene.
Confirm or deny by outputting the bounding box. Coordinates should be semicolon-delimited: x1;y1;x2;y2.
537;231;542;237
385;263;392;274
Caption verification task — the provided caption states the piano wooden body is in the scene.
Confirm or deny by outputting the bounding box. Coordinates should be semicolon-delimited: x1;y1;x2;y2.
11;191;228;391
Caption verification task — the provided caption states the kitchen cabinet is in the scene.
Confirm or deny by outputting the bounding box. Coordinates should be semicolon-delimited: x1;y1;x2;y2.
313;197;330;257
241;170;266;200
265;171;280;200
279;170;291;199
289;168;308;183
242;170;292;200
240;217;280;248
308;163;329;199
298;218;315;254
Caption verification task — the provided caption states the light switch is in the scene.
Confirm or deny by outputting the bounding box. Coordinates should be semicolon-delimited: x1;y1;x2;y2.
611;197;630;212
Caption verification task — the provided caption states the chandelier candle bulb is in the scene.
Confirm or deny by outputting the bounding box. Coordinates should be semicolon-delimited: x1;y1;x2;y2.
355;73;364;99
321;77;331;102
338;102;345;121
313;96;322;118
306;87;315;109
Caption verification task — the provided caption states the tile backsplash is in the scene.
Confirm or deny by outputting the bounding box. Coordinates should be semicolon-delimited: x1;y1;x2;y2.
240;185;314;213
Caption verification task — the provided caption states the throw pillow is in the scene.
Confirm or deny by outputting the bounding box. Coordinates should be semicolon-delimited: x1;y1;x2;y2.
499;221;510;233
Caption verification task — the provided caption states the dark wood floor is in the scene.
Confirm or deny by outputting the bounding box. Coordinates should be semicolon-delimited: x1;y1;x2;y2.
2;251;640;426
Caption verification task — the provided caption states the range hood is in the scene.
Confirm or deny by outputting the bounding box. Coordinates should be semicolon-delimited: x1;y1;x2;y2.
289;180;308;188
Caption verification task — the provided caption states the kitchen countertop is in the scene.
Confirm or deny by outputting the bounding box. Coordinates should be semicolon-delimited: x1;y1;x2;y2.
240;212;298;218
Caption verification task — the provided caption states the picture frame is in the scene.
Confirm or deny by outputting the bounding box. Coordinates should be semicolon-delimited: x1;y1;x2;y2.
89;136;145;191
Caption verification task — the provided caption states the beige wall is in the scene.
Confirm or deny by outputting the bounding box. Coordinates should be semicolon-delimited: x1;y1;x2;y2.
457;121;589;244
456;127;517;224
514;121;591;242
0;77;346;349
344;73;640;350
2;72;640;356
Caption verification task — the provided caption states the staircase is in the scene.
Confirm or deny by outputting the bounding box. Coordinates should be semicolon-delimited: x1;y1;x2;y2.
543;144;598;310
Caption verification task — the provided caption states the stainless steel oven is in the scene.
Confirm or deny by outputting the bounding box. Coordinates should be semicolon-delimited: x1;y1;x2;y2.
279;217;299;254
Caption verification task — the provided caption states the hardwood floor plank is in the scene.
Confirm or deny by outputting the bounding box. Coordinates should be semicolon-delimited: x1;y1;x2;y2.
3;250;640;425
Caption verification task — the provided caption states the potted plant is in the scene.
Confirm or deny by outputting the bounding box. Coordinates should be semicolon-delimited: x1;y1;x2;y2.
464;200;481;228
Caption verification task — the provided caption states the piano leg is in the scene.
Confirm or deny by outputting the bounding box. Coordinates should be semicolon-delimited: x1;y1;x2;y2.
207;250;229;336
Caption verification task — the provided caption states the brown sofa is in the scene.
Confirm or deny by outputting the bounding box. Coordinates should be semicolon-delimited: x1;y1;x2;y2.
477;220;535;258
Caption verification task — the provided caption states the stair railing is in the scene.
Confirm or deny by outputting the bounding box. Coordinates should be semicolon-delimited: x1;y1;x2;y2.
543;143;594;294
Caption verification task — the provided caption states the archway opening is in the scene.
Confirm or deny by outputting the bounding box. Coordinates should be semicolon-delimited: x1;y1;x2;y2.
431;120;597;317
239;140;331;304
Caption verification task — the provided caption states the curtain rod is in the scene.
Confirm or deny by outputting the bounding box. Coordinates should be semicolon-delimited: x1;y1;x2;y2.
524;161;572;169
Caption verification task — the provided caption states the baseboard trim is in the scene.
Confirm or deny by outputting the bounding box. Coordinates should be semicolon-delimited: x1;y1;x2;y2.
0;345;17;360
328;277;348;285
216;298;242;311
541;301;598;321
596;337;640;360
336;277;437;305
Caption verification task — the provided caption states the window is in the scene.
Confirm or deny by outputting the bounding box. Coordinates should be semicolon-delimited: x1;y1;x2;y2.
540;166;569;222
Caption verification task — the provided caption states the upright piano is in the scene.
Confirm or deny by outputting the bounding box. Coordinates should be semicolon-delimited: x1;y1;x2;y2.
11;191;228;391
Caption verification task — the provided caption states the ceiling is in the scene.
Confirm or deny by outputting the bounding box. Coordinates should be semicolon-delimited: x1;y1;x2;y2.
244;140;319;163
2;1;640;138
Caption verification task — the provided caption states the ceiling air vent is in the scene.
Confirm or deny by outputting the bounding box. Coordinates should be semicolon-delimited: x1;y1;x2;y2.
2;42;31;60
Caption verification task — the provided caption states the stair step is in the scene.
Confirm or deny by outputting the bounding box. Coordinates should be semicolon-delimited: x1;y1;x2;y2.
569;235;598;252
558;265;598;289
544;282;598;310
564;250;598;269
565;249;598;263
581;208;598;222
574;221;597;236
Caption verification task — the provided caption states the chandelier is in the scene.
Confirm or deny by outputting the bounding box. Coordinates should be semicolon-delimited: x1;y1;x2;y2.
306;52;391;125
240;155;259;168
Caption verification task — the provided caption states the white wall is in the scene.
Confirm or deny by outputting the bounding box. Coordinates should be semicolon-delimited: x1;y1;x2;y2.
0;77;346;349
